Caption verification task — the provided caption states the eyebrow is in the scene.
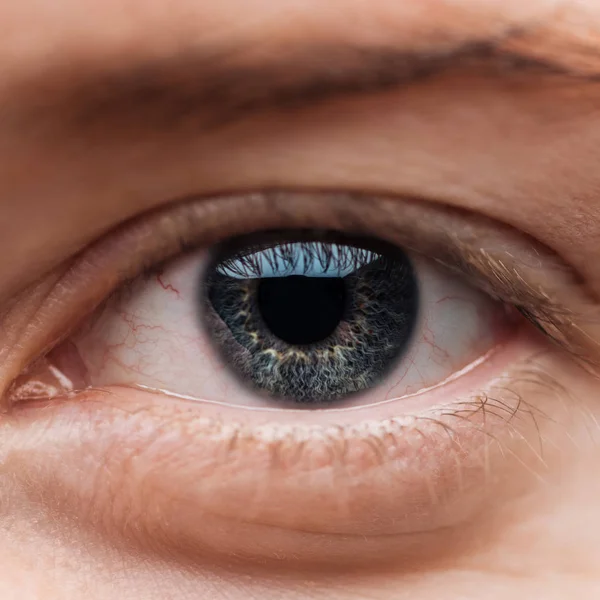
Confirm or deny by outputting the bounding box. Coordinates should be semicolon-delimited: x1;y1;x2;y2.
12;34;600;139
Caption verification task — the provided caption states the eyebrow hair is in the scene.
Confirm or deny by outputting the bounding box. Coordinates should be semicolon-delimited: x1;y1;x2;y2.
13;35;600;139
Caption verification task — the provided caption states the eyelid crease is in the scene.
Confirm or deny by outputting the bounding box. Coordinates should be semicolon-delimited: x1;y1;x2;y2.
1;190;598;409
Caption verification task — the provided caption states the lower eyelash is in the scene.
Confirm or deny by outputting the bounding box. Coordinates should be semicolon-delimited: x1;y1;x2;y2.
106;357;561;465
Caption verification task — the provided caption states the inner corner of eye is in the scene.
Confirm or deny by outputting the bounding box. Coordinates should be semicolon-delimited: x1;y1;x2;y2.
23;229;515;410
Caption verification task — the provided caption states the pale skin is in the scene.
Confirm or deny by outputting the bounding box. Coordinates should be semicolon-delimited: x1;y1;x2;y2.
2;0;600;598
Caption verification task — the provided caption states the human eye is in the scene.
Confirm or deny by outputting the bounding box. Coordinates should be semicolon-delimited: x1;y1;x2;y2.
66;229;505;408
2;190;595;567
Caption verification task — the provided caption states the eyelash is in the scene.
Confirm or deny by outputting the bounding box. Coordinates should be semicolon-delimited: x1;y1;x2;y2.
214;236;383;279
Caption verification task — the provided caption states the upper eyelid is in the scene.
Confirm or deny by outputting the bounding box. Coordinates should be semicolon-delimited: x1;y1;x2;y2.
0;190;596;408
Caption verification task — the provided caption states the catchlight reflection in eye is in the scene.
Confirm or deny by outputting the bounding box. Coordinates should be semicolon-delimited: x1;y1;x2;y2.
64;230;510;409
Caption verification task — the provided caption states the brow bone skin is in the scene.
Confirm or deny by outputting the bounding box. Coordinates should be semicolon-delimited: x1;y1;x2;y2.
5;18;600;141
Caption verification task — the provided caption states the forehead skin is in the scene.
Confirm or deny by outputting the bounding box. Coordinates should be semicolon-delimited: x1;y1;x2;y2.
0;0;565;55
1;0;600;300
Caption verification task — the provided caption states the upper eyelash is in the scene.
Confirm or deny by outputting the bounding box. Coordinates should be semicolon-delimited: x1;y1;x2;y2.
215;238;383;279
158;200;591;363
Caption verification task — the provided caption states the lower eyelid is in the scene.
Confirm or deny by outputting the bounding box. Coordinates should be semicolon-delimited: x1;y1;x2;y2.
3;322;574;566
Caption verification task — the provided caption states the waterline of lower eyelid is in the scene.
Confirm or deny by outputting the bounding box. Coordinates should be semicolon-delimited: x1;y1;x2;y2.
6;320;515;422
128;347;496;415
64;323;533;441
5;312;504;410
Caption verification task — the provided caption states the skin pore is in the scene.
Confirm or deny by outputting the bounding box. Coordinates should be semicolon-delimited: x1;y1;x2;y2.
3;0;600;598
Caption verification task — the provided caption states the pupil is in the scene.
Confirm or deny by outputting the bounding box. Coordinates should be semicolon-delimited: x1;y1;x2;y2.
257;275;346;345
